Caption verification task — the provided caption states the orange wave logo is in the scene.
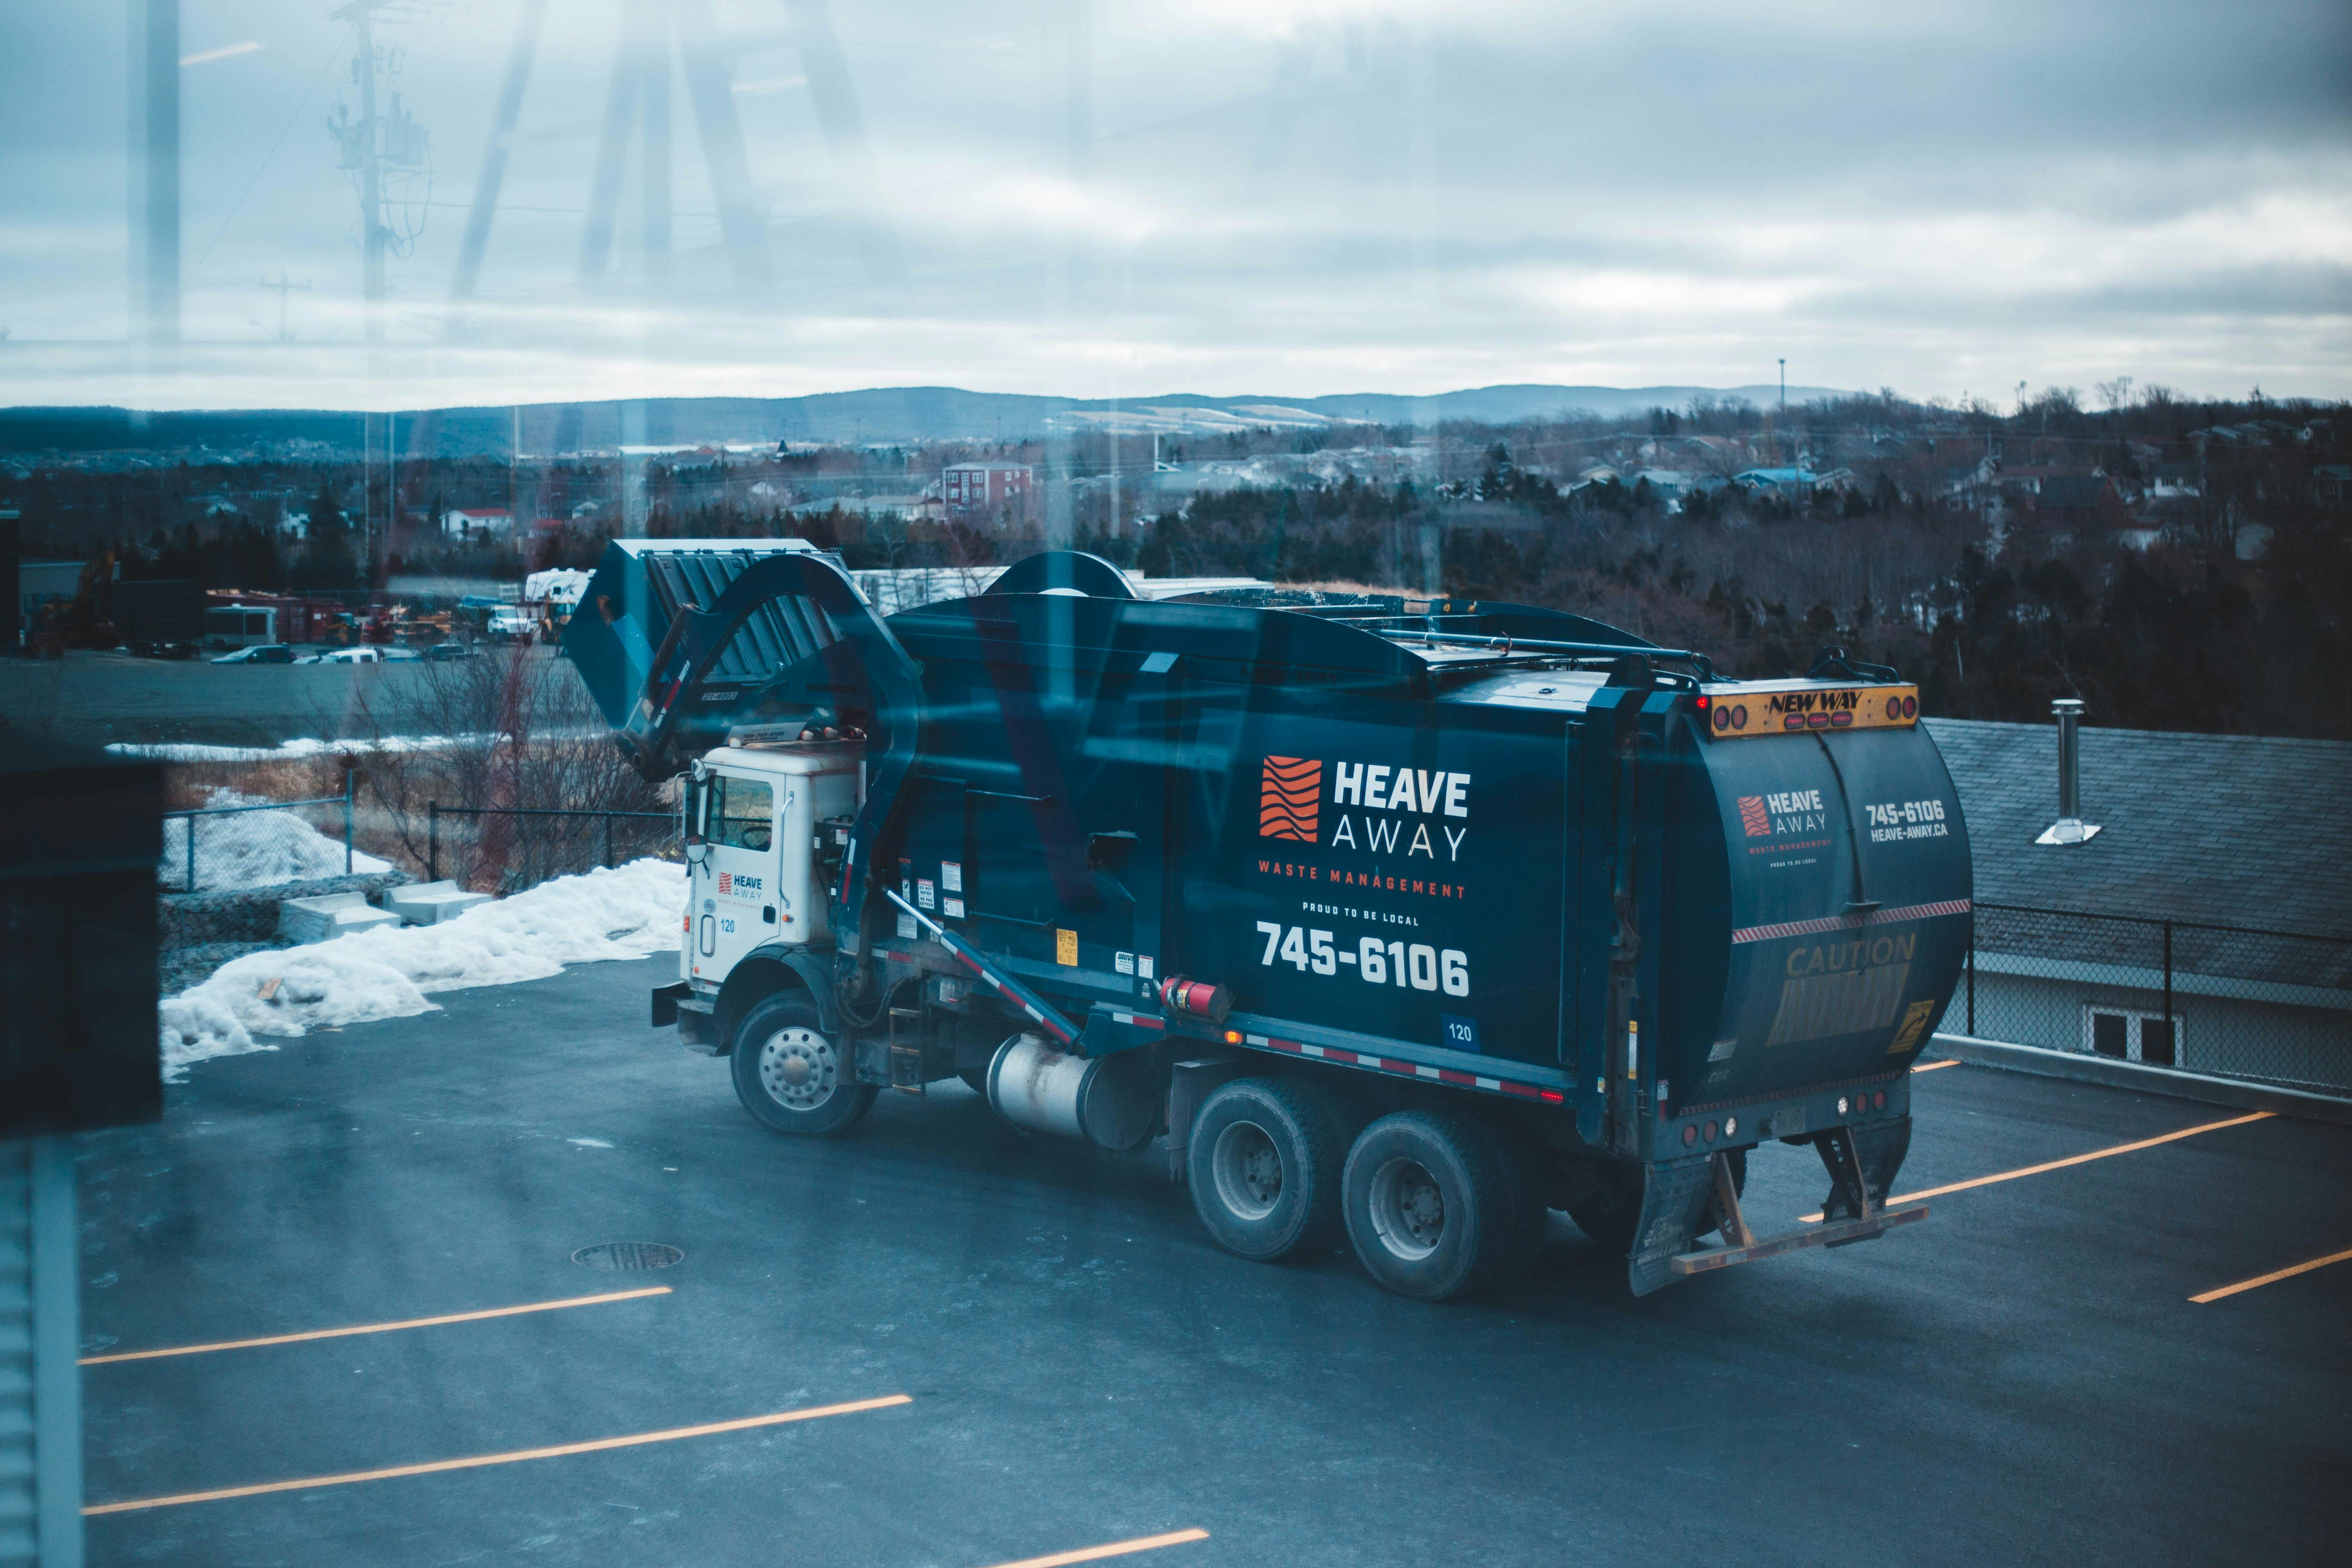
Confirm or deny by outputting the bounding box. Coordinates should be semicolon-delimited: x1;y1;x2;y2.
1259;756;1321;842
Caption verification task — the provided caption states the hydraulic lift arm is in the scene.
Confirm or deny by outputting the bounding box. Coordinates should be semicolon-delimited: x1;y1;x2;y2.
619;550;927;948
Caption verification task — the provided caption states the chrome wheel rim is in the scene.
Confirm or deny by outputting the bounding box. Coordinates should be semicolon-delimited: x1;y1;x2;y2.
1212;1120;1283;1221
1369;1157;1446;1261
757;1026;839;1112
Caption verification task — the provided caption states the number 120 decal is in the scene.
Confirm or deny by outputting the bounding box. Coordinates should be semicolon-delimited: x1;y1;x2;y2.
1257;922;1470;996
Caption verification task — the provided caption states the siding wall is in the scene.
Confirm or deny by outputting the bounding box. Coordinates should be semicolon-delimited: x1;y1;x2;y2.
0;1141;80;1568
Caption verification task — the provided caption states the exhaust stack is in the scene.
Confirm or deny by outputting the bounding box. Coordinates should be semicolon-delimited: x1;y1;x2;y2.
2035;698;2102;845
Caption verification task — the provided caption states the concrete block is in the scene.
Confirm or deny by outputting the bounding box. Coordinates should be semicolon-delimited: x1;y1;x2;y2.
279;891;404;945
381;880;495;926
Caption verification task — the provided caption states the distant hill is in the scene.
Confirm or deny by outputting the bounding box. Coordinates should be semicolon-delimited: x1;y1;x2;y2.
0;382;1852;458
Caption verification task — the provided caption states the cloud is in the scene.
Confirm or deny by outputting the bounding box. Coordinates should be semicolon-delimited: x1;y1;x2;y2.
0;0;2345;409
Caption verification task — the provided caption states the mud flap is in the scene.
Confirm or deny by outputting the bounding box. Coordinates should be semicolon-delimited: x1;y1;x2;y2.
1816;1114;1913;1237
1626;1154;1719;1297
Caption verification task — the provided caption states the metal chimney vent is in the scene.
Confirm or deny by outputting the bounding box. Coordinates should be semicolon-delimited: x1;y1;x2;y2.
2035;698;2102;845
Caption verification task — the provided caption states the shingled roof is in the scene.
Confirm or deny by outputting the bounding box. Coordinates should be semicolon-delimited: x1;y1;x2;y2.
1923;717;2352;939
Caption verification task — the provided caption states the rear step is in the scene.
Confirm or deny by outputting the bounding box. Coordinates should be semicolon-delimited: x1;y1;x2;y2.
1669;1133;1927;1279
1671;1206;1928;1277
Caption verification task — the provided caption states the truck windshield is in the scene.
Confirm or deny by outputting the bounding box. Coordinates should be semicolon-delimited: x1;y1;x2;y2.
710;775;773;851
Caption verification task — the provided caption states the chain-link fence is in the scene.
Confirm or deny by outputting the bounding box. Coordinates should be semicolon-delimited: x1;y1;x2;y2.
1959;902;2352;1096
424;803;679;893
162;778;360;893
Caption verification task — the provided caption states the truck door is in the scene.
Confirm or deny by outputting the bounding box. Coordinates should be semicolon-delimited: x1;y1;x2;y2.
692;769;781;984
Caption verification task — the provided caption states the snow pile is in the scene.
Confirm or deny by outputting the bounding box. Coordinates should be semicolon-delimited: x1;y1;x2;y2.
114;738;440;763
158;857;685;1078
162;787;393;890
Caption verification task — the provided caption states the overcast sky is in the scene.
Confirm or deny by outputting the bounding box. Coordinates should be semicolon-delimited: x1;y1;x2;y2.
2;0;2347;411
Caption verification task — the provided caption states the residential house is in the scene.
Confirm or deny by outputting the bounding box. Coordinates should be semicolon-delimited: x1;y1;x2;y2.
1731;466;1822;498
2033;474;2128;537
2190;420;2303;452
1927;715;2352;1092
2125;493;2202;550
441;507;515;540
941;461;1033;523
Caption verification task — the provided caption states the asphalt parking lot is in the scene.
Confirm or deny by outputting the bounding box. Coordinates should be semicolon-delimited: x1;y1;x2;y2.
77;955;2350;1567
0;647;528;750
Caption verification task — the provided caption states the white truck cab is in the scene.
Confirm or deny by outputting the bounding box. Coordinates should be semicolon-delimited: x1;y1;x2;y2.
683;741;864;989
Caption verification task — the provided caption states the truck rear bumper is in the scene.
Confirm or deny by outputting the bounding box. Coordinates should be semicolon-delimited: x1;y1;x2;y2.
1669;1202;1927;1277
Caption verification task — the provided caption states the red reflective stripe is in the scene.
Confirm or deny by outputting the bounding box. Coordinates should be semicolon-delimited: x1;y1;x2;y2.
1168;1026;1564;1104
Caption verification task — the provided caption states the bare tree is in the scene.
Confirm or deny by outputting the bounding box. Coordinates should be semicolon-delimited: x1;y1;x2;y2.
338;648;672;892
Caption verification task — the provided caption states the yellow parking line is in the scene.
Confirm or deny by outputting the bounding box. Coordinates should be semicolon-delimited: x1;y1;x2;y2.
1803;1111;2272;1222
2191;1246;2352;1304
83;1395;912;1516
981;1529;1212;1568
1911;1059;1958;1073
81;1287;672;1365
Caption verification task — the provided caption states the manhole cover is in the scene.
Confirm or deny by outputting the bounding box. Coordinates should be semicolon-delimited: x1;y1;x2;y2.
572;1242;684;1271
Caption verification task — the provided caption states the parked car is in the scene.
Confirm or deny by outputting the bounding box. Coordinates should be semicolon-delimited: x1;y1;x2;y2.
379;645;422;662
209;644;295;665
322;646;383;664
423;642;477;662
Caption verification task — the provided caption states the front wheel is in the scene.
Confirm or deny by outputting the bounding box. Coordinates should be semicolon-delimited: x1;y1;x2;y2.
730;993;877;1137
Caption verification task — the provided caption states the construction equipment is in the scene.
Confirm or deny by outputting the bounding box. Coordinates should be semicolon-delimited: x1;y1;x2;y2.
567;542;1970;1299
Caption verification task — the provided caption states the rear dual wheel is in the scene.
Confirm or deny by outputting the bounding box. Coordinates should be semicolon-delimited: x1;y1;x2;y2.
1186;1077;1343;1261
1568;1148;1746;1257
1339;1111;1549;1301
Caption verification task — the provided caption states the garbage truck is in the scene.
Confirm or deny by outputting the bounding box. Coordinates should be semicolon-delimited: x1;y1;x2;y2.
566;538;1972;1299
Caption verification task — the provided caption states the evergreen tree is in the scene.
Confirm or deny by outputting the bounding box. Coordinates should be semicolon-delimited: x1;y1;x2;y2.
297;481;358;591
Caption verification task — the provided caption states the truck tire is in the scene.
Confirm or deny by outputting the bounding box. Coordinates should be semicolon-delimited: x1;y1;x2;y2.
1340;1111;1512;1300
1186;1077;1341;1262
1566;1162;1643;1258
730;993;877;1137
1476;1122;1553;1288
